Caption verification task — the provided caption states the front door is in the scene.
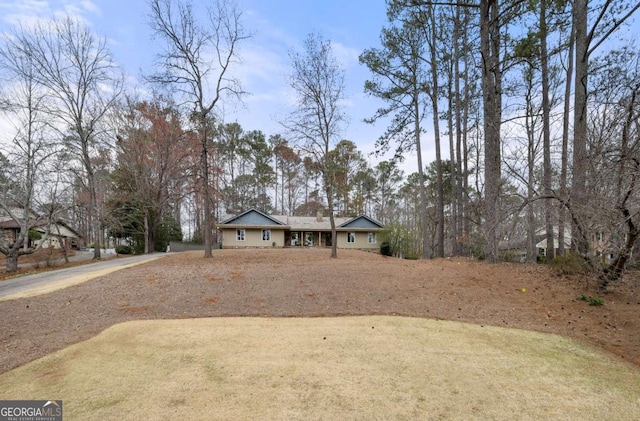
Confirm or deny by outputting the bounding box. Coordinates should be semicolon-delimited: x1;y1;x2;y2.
325;232;332;247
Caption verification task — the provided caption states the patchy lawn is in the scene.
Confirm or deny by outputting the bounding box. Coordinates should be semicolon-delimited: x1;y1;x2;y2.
1;316;638;420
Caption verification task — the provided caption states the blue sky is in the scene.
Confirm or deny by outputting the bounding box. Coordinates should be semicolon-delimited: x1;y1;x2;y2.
0;0;420;170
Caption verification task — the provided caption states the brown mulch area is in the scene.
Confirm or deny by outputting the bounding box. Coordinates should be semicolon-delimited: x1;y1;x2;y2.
1;249;639;374
0;249;93;279
21;248;72;261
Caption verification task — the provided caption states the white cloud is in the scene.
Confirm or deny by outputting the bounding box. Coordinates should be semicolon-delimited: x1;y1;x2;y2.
331;41;361;69
0;0;50;27
0;0;100;28
78;0;100;14
235;46;287;93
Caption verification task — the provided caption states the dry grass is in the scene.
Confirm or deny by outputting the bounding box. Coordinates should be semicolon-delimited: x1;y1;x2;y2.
1;316;638;420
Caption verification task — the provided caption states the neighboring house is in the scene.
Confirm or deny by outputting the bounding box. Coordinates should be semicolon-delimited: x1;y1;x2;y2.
537;235;572;259
217;208;384;251
590;229;628;263
501;225;633;264
0;205;81;251
34;220;82;250
500;227;572;262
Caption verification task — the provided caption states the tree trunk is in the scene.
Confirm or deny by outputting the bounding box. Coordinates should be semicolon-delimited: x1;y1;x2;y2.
601;203;638;291
326;186;338;258
525;75;537;263
602;86;640;290
62;239;70;264
461;10;472;256
202;118;213;258
88;170;101;260
480;0;502;263
415;95;431;259
558;15;575;257
428;4;444;258
6;252;19;272
571;0;589;256
541;0;554;263
453;5;463;257
144;209;151;254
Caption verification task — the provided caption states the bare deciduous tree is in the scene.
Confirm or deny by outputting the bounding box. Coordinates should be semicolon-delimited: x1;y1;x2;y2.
16;17;123;260
570;0;640;257
283;33;347;258
0;28;59;271
148;0;249;258
584;50;640;290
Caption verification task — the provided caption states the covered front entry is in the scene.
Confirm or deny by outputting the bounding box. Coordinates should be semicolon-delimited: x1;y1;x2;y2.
285;231;330;247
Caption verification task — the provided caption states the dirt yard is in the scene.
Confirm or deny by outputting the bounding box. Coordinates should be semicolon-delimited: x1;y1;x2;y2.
1;248;639;374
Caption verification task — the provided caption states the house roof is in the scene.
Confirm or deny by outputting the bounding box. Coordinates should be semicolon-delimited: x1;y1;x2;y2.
0;206;81;238
218;209;384;231
536;237;572;250
0;220;22;229
219;208;287;227
339;215;384;229
500;228;573;251
0;217;46;230
34;222;81;239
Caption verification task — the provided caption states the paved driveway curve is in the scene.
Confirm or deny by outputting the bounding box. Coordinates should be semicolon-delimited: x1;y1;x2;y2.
0;254;166;301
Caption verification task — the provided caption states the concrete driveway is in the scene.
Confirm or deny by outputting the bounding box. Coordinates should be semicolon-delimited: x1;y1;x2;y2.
0;254;166;301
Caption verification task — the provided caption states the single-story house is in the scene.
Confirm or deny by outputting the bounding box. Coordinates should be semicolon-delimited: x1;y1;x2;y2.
217;208;385;251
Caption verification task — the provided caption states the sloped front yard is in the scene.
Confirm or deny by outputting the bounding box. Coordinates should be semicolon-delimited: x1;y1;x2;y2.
1;248;639;374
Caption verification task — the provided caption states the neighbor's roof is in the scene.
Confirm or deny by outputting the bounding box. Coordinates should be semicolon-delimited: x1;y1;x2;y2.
0;217;45;229
0;215;81;238
34;222;81;239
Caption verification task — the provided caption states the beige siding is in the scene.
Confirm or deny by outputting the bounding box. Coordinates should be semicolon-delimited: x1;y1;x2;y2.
222;228;285;248
336;231;379;250
222;228;381;251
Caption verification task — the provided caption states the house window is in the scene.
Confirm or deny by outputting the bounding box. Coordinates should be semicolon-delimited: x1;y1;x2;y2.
262;229;271;241
236;229;245;241
538;247;546;256
368;232;376;244
347;232;356;244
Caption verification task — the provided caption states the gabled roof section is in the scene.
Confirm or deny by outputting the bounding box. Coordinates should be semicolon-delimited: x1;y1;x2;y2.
35;220;82;239
219;208;286;226
338;215;384;229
